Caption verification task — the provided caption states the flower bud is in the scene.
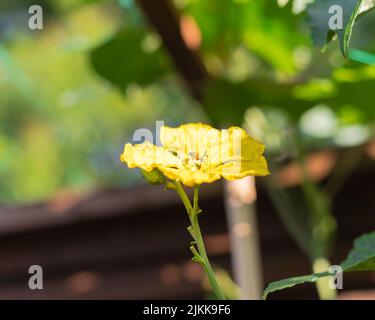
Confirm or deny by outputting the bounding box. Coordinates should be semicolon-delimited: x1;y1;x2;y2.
141;169;166;185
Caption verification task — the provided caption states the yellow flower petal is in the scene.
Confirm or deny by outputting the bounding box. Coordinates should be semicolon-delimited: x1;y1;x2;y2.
218;126;265;163
160;123;221;162
214;156;270;180
159;166;221;187
120;141;180;172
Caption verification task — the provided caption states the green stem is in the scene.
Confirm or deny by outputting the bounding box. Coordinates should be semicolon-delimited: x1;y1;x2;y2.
193;186;199;212
190;209;226;300
175;181;193;214
174;182;226;300
294;135;337;299
322;146;363;199
313;257;337;300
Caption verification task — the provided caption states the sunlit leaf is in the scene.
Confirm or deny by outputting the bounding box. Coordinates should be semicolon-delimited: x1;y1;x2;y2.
277;0;314;14
184;0;307;73
358;0;375;15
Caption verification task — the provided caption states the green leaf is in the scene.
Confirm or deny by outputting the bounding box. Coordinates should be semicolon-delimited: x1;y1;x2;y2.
90;28;170;90
263;231;375;299
307;0;375;57
262;271;330;300
341;231;375;271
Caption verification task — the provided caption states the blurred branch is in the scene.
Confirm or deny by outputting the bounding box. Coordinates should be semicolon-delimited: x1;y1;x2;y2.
136;0;209;101
323;147;365;199
265;182;313;256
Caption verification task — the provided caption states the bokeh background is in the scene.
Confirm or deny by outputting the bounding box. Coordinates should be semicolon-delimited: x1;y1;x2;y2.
0;0;374;299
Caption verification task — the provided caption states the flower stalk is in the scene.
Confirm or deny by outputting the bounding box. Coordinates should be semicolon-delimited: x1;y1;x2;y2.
174;182;226;300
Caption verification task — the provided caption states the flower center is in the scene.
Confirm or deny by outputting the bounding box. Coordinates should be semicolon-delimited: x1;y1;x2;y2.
168;149;209;172
186;151;207;171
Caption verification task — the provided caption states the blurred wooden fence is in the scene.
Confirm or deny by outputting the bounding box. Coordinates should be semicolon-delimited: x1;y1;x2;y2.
0;152;374;299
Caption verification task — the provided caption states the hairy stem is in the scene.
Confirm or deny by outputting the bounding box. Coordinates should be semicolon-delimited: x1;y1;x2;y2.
174;182;226;300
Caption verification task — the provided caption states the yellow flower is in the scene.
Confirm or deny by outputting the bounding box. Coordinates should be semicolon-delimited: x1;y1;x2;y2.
121;123;269;187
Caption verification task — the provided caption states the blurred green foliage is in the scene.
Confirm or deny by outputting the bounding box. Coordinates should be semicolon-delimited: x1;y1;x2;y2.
91;28;170;89
0;0;374;205
0;1;205;203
